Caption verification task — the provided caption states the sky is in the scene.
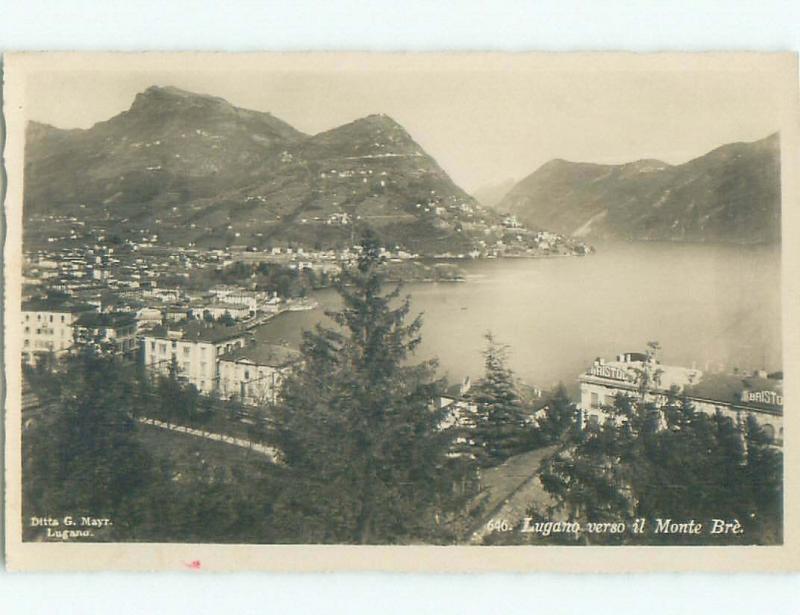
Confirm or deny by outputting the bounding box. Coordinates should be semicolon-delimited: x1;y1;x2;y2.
22;55;789;192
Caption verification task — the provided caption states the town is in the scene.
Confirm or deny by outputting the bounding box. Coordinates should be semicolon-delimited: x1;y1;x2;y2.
21;229;784;449
20;207;593;414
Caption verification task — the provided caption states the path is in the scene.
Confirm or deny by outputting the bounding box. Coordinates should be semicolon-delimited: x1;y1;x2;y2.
137;416;280;462
469;445;557;544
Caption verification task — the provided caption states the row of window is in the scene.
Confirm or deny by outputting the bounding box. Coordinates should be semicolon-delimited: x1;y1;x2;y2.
24;313;67;323
23;325;69;336
149;340;209;356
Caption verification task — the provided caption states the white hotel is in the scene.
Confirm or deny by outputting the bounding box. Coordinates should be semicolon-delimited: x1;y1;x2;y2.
141;321;248;394
218;343;300;406
578;352;783;445
21;299;95;365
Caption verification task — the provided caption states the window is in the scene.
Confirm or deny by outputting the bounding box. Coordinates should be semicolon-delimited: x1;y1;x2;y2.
762;424;776;443
588;414;600;430
61;315;65;323
244;370;250;380
590;392;600;409
25;314;29;321
24;339;29;347
49;315;53;323
24;326;29;334
183;346;191;356
150;341;156;351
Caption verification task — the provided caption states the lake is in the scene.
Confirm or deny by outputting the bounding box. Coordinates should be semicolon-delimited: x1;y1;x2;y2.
254;242;782;392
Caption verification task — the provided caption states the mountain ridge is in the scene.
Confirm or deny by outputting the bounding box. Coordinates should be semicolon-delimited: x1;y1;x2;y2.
24;87;504;254
497;133;780;244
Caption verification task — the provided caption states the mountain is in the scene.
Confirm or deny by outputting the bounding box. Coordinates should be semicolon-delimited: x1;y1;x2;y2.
472;178;516;209
496;134;781;244
24;86;502;254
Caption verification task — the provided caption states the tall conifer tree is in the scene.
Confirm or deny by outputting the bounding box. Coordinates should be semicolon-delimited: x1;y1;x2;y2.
270;233;469;543
470;333;531;466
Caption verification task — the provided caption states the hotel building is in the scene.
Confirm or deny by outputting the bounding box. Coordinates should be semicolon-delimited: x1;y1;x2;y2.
578;353;783;445
21;299;95;365
73;312;138;358
218;343;300;406
141;321;249;395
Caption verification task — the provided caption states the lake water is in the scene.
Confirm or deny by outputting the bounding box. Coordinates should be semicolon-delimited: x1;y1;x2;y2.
255;242;782;392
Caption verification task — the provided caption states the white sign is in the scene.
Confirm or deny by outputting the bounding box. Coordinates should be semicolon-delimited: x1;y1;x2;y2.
741;390;783;407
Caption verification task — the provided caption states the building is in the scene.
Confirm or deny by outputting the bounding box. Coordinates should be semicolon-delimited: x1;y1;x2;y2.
578;353;783;444
135;307;163;330
73;312;138;358
163;305;189;323
21;299;95;365
438;378;479;430
141;321;249;394
195;302;251;321
218;343;300;406
207;287;260;313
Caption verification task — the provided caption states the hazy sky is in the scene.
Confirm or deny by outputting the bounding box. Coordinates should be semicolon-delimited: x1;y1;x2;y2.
22;55;788;192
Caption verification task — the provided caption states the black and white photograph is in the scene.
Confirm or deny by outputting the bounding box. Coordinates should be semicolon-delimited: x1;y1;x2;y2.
3;52;798;571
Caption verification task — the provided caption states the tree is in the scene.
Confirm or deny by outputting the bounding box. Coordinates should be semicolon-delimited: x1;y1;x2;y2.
535;392;783;545
23;353;158;535
217;311;236;327
22;353;284;543
632;341;664;400
537;383;578;444
269;233;471;544
470;333;531;466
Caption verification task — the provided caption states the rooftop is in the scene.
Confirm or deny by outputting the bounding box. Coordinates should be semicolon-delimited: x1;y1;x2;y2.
145;320;249;344
22;297;96;313
219;343;300;367
581;356;701;391
201;302;250;310
75;312;137;328
582;353;783;412
685;372;783;411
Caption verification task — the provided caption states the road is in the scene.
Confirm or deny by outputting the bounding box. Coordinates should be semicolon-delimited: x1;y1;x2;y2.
468;445;557;544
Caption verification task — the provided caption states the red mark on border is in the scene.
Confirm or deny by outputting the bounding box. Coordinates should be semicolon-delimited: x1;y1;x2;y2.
184;560;202;570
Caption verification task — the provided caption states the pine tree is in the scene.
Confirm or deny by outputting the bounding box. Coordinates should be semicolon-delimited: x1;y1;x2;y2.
23;353;158;535
537;383;578;443
470;333;531;466
537;392;783;545
269;233;471;544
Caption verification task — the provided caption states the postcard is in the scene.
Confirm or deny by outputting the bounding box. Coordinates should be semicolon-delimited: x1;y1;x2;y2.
3;52;799;571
